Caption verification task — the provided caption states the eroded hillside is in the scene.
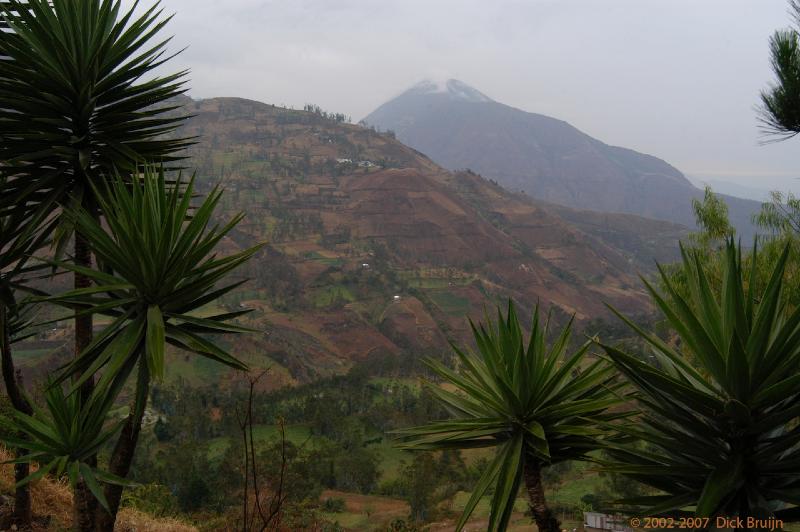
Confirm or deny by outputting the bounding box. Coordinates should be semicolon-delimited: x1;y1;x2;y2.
162;96;683;383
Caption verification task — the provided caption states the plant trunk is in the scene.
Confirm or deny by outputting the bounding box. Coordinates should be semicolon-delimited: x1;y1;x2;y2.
95;365;150;531
523;460;561;532
74;481;96;532
0;305;33;527
73;228;97;531
73;228;95;399
11;458;32;527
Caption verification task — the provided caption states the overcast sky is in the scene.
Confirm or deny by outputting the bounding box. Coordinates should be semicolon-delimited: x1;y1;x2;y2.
132;0;800;193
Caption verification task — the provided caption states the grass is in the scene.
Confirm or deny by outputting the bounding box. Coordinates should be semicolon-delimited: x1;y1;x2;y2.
407;277;475;289
163;349;290;387
191;303;229;318
0;446;197;531
310;284;355;307
407;278;451;289
204;422;413;483
14;349;53;367
212;150;244;169
368;376;420;389
450;491;585;531
547;462;604;506
368;439;412;482
164;352;237;386
396;269;476;287
207;424;313;459
313;461;605;532
318;490;409;531
428;290;471;316
302;250;343;267
452;491;522;516
218;289;264;307
320;510;371;529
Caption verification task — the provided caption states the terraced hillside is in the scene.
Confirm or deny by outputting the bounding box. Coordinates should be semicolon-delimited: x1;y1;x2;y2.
149;96;687;384
15;97;688;387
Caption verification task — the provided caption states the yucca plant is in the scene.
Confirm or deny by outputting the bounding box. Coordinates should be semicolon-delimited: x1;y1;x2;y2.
0;0;192;434
0;0;191;202
52;169;258;397
0;182;58;526
396;302;622;531
600;240;800;520
0;3;192;520
0;381;130;527
0;0;192;270
29;167;261;528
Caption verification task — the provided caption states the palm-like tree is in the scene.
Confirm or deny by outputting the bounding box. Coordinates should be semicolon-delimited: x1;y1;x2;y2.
0;0;192;254
0;1;191;524
759;0;800;141
0;0;191;197
600;241;800;520
397;302;621;531
38;167;260;528
0;182;58;525
0;0;191;383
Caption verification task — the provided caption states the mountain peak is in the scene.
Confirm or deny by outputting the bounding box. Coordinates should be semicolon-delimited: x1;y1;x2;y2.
406;78;492;103
364;81;764;235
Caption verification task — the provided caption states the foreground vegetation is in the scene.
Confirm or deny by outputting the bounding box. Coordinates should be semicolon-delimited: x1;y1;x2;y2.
2;0;800;531
0;0;256;529
397;304;621;532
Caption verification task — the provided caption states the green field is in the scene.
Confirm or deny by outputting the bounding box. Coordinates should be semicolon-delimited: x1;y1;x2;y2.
319;510;372;529
368;439;412;481
428;290;471;316
407;278;452;289
14;349;53;368
397;269;476;290
310;284;355;307
164;351;289;386
207;424;313;459
303;250;344;267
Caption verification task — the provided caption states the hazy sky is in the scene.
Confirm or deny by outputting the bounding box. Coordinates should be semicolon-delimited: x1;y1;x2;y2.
131;0;800;193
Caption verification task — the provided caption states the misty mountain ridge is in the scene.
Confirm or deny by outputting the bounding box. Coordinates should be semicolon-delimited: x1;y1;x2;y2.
405;78;493;102
365;78;762;240
688;176;772;203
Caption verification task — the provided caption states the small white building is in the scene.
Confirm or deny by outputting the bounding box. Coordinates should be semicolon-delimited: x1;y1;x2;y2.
584;513;633;532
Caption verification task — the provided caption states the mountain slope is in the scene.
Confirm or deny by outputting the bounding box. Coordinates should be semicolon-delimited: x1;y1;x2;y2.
18;96;687;384
363;79;761;238
153;96;686;381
